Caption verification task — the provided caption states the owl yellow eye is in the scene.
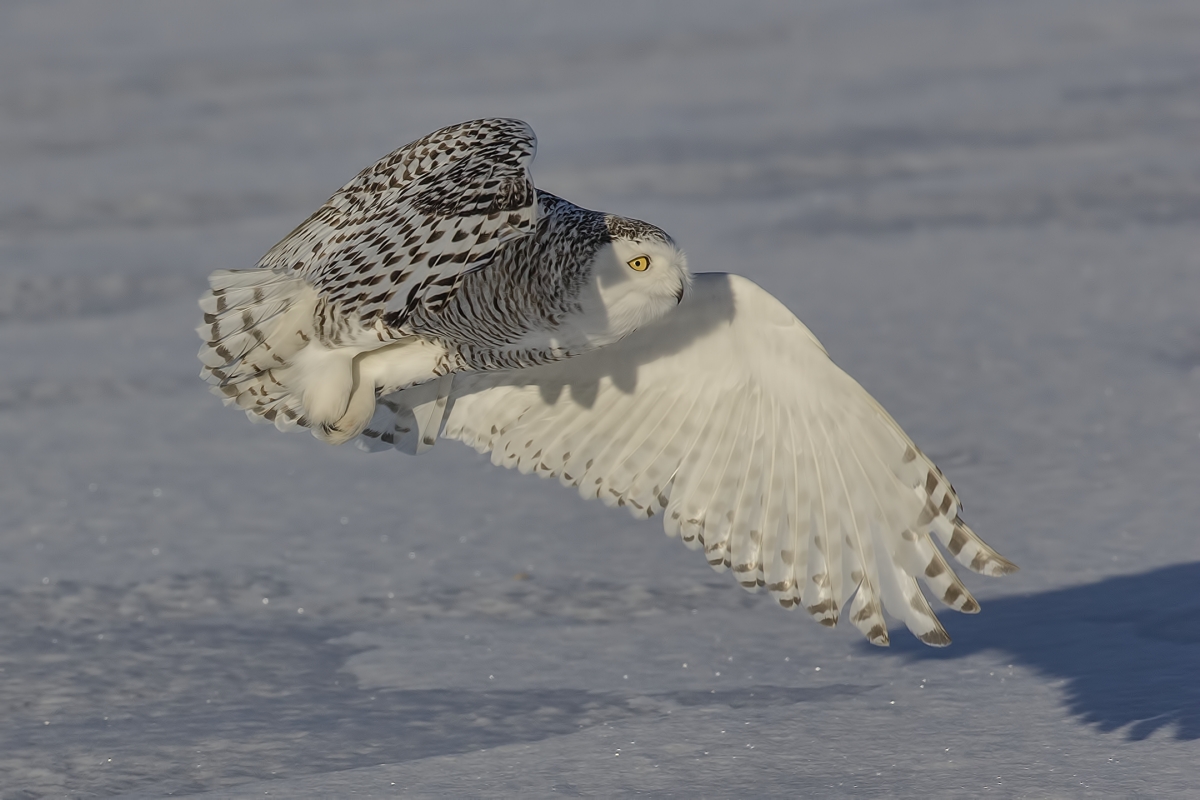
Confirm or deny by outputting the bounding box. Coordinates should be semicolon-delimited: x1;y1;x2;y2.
627;256;650;272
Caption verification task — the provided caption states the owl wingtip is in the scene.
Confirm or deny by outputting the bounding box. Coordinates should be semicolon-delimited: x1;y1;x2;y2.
992;557;1019;576
918;628;952;647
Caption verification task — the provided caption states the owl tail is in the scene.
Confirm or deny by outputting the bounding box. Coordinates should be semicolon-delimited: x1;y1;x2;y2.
196;267;323;434
197;268;453;445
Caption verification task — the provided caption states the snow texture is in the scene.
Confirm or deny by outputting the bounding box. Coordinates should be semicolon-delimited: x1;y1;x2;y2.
1;0;1199;796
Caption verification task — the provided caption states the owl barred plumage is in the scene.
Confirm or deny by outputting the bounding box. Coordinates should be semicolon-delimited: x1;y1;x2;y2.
405;194;683;373
199;118;1015;646
199;119;687;444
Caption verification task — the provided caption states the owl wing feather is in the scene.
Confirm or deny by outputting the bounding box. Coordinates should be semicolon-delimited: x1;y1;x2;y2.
259;118;539;324
197;119;538;442
364;272;1016;646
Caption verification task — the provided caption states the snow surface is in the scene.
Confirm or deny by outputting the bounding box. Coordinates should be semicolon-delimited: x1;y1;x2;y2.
2;0;1200;796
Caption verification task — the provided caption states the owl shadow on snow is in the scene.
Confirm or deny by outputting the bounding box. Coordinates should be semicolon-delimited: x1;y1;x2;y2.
883;561;1200;741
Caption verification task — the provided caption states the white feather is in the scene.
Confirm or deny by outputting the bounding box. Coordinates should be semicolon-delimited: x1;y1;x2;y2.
402;272;1016;646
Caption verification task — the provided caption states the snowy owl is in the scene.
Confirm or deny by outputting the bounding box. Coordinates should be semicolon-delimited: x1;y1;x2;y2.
198;118;1015;646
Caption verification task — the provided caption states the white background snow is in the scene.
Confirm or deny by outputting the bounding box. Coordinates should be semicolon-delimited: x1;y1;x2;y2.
2;0;1199;796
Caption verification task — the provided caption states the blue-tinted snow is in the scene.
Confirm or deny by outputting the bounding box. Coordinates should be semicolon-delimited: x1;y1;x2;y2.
1;0;1199;796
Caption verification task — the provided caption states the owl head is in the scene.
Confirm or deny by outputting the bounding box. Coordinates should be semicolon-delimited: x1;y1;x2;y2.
575;215;691;347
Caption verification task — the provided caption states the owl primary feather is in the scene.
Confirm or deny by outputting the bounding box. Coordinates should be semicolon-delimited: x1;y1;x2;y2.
198;118;1015;646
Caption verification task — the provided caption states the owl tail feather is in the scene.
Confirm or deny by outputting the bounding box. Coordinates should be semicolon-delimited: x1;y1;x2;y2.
198;268;452;446
197;267;323;434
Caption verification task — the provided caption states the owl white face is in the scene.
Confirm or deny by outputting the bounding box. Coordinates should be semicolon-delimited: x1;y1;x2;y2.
574;235;691;348
505;221;690;357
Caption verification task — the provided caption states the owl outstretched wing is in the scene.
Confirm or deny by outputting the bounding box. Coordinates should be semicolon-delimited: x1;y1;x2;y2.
258;117;539;324
361;273;1016;645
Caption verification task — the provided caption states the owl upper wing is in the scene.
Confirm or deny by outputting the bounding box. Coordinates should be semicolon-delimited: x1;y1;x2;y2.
259;118;539;324
364;272;1016;646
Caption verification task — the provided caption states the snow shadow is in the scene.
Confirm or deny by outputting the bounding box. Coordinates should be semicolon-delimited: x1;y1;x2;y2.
0;575;866;796
890;562;1200;740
